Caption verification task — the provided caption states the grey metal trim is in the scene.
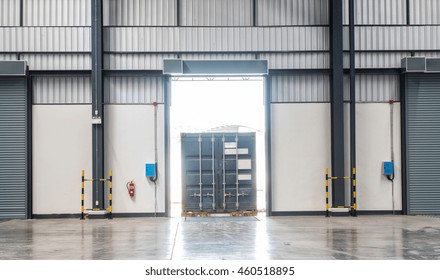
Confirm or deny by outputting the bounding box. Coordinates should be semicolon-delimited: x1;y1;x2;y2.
0;61;27;76
164;76;171;217
265;75;272;216
400;73;408;215
26;74;32;219
164;59;268;75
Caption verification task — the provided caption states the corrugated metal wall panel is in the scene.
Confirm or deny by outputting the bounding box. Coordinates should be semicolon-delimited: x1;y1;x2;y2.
406;74;440;214
414;52;440;58
22;54;91;70
343;74;400;102
343;0;406;25
104;76;164;104
0;54;18;61
261;52;329;69
0;27;91;52
23;0;91;26
271;74;330;103
105;27;329;52
33;77;92;104
271;74;399;103
104;0;176;26
343;52;411;69
180;0;252;26
104;54;177;70
343;26;440;51
0;78;27;219
257;0;328;26
0;0;20;26
409;0;440;24
180;53;255;61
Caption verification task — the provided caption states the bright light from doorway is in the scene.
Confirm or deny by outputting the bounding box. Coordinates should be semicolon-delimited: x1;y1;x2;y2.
170;77;266;217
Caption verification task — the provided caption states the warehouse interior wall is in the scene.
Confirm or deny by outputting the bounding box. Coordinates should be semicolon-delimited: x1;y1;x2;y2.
4;0;438;217
104;105;165;215
32;105;92;215
271;102;402;213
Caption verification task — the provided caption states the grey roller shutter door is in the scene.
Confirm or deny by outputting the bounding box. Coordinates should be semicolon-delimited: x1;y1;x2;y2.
0;78;28;219
407;75;440;215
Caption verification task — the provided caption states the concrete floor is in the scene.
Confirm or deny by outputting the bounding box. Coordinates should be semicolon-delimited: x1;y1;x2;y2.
0;215;439;260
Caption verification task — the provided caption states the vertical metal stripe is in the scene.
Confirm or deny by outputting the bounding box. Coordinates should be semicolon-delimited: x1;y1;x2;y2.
409;0;440;24
33;77;92;104
23;0;91;26
257;0;329;26
271;74;330;103
103;0;176;26
104;76;164;104
0;0;20;26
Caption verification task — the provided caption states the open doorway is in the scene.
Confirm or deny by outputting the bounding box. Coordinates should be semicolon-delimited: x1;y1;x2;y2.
169;77;266;217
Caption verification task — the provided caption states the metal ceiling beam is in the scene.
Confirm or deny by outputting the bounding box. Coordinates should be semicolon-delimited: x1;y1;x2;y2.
330;0;345;208
91;0;105;210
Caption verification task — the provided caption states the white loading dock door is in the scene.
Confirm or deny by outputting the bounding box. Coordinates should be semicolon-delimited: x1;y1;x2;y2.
406;74;440;215
0;77;29;219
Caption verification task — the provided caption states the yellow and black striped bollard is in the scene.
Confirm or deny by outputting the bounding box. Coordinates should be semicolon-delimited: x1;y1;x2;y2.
325;168;329;217
81;170;85;220
108;169;113;219
352;168;357;217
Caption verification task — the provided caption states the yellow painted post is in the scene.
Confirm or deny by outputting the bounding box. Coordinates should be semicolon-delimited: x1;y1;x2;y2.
108;169;113;219
352;167;357;217
325;168;329;217
81;170;85;220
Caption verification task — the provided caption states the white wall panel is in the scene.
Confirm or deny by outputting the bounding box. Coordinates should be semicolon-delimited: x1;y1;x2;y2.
271;103;331;212
104;76;163;104
32;105;92;215
271;74;330;103
261;52;329;69
0;27;91;52
271;103;402;212
104;0;176;26
33;77;92;104
257;0;328;26
351;103;402;211
22;54;91;70
181;0;253;26
23;0;91;26
343;0;406;25
0;0;19;26
409;0;440;24
104;105;165;214
105;27;329;52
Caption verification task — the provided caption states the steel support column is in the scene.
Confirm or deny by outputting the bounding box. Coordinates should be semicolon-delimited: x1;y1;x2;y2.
330;0;345;207
91;0;105;209
349;0;356;215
